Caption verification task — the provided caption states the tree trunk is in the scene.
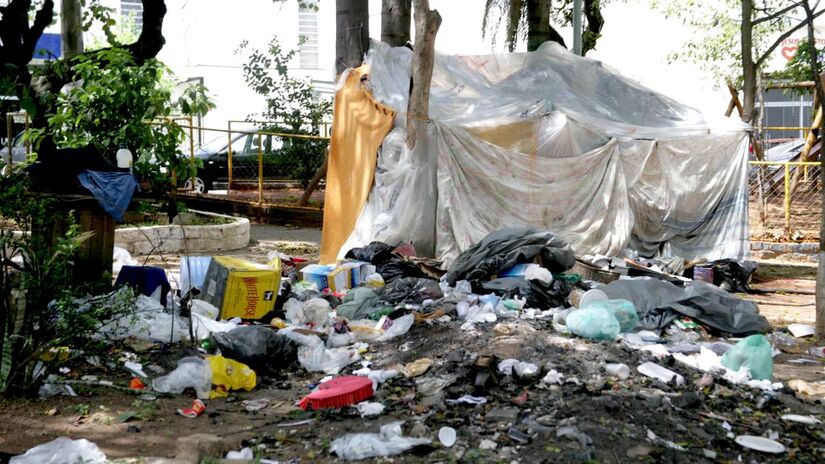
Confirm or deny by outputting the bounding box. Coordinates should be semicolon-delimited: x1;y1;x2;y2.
336;0;370;76
582;0;604;54
406;0;441;150
60;0;83;58
526;0;551;51
381;0;411;47
803;0;825;338
741;0;757;124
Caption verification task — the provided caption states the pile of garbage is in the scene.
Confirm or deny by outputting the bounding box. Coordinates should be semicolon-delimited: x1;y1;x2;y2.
19;227;825;462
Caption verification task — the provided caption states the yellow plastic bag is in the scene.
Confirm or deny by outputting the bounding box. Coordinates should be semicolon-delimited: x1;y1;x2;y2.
207;355;257;399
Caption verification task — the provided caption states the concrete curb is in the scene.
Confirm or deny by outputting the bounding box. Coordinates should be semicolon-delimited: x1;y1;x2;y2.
115;210;250;256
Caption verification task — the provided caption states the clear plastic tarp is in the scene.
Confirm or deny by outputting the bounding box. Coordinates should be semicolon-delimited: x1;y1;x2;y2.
337;41;750;265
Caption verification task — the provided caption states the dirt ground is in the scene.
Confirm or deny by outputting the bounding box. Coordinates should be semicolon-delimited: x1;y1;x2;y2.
1;228;825;463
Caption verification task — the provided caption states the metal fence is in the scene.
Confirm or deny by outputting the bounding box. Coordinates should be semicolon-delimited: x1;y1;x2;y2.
749;160;821;240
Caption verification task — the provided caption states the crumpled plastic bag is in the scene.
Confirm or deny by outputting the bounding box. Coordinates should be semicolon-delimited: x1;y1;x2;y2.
345;242;428;283
290;333;360;374
207;355;257;399
337;287;382;320
376;314;414;341
285;297;331;327
151;357;212;399
721;334;773;380
582;299;639;333
445;227;575;285
10;437;106;464
711;259;758;292
191;299;220;320
330;421;430;460
380;277;443;305
566;305;620;341
210;326;298;373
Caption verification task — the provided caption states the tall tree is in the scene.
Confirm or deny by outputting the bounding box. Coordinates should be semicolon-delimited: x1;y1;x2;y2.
801;0;825;337
483;0;606;52
61;0;83;58
335;0;370;75
654;0;824;124
382;0;411;46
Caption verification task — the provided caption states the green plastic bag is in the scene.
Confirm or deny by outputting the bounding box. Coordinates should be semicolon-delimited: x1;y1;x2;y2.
566;306;620;341
583;299;639;333
721;334;773;380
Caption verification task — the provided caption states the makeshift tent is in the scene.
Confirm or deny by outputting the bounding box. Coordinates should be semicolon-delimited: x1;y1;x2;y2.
320;41;750;266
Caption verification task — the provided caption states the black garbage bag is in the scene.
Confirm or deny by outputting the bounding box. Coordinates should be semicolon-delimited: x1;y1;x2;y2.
345;241;427;283
601;279;770;336
380;277;443;305
479;277;574;310
445;227;576;285
711;259;758;293
210;326;298;373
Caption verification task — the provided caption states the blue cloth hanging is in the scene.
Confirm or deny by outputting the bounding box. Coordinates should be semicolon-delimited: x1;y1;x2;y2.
77;170;138;222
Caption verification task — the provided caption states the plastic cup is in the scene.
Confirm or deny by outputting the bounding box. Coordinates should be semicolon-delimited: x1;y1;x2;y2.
605;363;630;380
438;426;457;447
579;289;608;308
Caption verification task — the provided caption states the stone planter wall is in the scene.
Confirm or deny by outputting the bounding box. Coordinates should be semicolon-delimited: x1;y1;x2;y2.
115;210;249;256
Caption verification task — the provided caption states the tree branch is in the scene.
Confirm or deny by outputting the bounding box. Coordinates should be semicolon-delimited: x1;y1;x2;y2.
752;1;802;26
756;8;825;67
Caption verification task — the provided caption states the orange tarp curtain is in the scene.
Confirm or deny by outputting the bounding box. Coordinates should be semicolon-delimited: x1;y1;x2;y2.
319;66;395;263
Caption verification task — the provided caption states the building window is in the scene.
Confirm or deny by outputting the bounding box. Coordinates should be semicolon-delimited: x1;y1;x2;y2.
760;88;814;143
299;3;319;69
121;0;143;30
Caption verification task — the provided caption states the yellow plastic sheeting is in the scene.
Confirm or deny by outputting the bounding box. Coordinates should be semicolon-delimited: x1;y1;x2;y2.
208;355;256;399
320;67;395;264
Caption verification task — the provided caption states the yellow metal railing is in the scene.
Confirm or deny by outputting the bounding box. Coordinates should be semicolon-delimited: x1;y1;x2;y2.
748;160;821;239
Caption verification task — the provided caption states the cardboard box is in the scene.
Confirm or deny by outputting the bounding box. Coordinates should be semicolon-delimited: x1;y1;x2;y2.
338;261;377;287
300;264;335;290
200;256;281;320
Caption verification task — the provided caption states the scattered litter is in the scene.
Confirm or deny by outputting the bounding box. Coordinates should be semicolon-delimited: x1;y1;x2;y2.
298;376;374;410
152;357;212;399
541;370;564;385
330;421;430;460
735;435;785;454
604;363;630;380
176;399;205;418
124;361;147;378
438;426;457;447
242;398;270;412
9;437;106;464
780;414;821;425
637;362;685;387
789;379;825;397
478;438;498;450
498;359;539;378
402;358;433;378
355;401;385;417
566;305;620;341
225;447;253;460
720;334;773;380
787;323;816;338
446;395;487;405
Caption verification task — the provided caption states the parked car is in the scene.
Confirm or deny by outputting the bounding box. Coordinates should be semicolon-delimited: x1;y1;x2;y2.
183;130;286;193
1;132;30;165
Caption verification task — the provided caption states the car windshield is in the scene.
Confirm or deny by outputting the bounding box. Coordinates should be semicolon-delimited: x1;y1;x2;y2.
197;134;229;153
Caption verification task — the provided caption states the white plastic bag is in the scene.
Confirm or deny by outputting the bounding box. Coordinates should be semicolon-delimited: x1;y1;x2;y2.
376;314;414;341
330;421;430;460
191;299;220;320
524;266;553;284
151;357;212;399
285;298;331;327
297;335;360;374
10;437;106;464
356;401;386;417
